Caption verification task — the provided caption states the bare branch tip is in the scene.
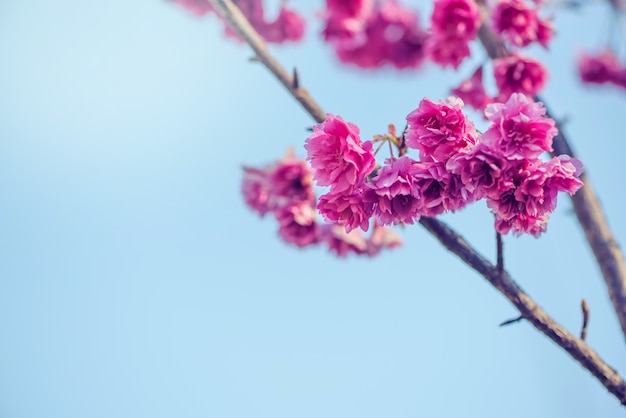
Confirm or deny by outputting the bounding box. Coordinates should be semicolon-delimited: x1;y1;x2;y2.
499;315;525;327
292;67;300;90
581;299;590;340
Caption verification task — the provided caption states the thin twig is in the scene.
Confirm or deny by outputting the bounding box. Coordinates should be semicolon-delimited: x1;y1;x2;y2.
500;315;524;327
207;0;626;405
496;231;504;275
582;299;590;340
475;0;626;343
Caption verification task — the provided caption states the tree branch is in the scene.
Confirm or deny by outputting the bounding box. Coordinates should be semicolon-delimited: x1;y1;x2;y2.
475;0;626;343
206;0;626;405
419;217;626;405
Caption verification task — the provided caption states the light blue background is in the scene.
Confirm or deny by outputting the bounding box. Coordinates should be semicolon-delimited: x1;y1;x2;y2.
0;1;625;417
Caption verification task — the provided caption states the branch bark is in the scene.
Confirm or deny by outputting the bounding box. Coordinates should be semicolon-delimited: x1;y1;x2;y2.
206;0;626;405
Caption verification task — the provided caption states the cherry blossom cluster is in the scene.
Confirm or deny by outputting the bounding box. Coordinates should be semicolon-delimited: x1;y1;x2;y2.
321;0;429;69
578;50;626;91
241;149;402;257
305;93;583;237
171;0;305;44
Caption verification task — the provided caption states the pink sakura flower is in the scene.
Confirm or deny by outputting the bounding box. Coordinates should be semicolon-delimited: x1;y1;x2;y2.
482;93;556;160
426;35;471;69
305;114;376;194
260;5;306;44
368;157;423;225
330;1;429;70
366;221;403;256
494;211;548;237
413;160;473;216
446;143;514;200
426;0;480;69
405;97;477;162
578;50;624;86
317;189;374;232
431;0;481;39
450;66;493;112
242;150;315;216
493;54;548;101
319;224;369;257
322;0;374;40
543;155;584;196
491;0;553;48
276;202;319;248
171;0;213;16
241;165;275;216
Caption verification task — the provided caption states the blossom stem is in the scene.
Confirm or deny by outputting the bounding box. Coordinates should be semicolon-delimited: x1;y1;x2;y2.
207;0;626;405
475;0;626;345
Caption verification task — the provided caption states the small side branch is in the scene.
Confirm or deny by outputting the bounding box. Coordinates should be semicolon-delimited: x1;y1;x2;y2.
496;231;504;275
581;299;590;340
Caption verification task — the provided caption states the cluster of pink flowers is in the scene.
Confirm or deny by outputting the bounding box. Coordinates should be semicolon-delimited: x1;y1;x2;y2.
305;94;583;237
321;0;429;69
171;0;305;44
578;50;626;91
426;0;481;69
241;149;402;257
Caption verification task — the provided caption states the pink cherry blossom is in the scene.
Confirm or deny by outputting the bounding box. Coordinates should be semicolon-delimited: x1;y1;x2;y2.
319;223;369;257
544;155;584;196
413;160;473;216
366;221;403;256
330;1;428;69
241;165;275;216
305;114;376;194
426;0;480;69
491;0;553;48
270;155;315;206
450;66;493;112
405;97;477;162
446;143;514;200
493;54;548;101
368;156;423;225
431;0;481;40
482;93;556;160
171;0;213;16
317;189;374;232
260;5;306;44
494;211;548;237
425;35;471;69
242;150;315;216
276;202;319;248
578;50;626;88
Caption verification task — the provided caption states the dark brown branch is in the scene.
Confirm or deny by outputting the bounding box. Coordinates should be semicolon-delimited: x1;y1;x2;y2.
207;0;626;405
475;0;626;344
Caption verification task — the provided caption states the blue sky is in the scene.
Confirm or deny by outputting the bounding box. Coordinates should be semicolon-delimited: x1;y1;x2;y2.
0;1;625;417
